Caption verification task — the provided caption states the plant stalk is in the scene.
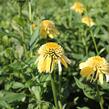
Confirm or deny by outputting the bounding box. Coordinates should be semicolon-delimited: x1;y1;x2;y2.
28;0;32;35
90;30;99;55
96;84;104;109
50;74;59;109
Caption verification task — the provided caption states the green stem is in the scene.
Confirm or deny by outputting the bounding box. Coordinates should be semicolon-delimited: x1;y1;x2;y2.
50;74;59;109
96;84;104;109
28;0;32;35
82;37;88;56
18;4;22;17
90;30;99;55
59;74;61;100
58;74;63;109
84;30;88;56
99;97;104;109
69;11;72;28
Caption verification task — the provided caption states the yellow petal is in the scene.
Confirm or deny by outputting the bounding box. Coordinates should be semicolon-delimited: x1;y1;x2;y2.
38;55;55;73
106;74;109;82
80;67;94;77
64;55;71;64
48;34;54;38
101;64;109;73
48;29;59;38
61;57;68;68
45;56;53;73
37;56;46;73
60;55;71;68
79;62;88;69
58;60;62;75
99;73;104;85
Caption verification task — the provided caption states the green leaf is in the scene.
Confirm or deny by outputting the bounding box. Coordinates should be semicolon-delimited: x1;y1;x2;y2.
29;27;39;50
0;99;12;109
36;101;55;109
12;82;25;89
2;92;26;103
101;82;109;90
31;86;41;101
74;77;85;89
77;106;90;109
74;77;104;100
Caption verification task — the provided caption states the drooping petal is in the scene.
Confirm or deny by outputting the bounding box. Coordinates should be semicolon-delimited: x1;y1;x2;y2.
63;55;71;65
48;34;54;39
45;56;53;73
37;55;47;73
99;73;104;85
60;56;68;68
105;74;109;82
47;27;59;38
79;62;88;69
58;60;62;75
80;67;94;77
40;27;47;37
101;64;109;73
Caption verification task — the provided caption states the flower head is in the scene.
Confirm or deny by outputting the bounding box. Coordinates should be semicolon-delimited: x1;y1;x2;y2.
70;2;85;14
36;42;71;73
81;16;95;27
79;56;109;84
40;20;59;38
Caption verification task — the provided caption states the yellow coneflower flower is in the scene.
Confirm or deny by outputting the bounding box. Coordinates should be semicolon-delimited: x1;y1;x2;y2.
79;56;109;84
36;42;71;73
81;16;95;27
70;2;85;14
39;20;59;38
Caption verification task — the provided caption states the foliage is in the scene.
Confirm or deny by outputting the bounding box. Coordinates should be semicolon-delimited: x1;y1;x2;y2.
0;0;109;109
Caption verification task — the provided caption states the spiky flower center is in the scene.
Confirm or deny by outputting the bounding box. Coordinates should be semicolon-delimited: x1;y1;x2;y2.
38;42;64;60
44;48;63;60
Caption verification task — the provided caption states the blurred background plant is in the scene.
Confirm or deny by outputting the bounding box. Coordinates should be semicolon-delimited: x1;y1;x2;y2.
0;0;109;109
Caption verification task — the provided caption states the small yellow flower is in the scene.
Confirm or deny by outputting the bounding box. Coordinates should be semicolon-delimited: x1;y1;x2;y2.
40;20;59;38
70;2;85;14
81;16;95;27
79;56;109;84
36;42;71;73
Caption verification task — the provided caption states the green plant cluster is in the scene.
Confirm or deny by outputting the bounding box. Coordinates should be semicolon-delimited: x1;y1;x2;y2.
0;0;109;109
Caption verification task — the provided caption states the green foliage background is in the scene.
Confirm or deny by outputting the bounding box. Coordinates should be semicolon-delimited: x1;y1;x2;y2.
0;0;109;109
